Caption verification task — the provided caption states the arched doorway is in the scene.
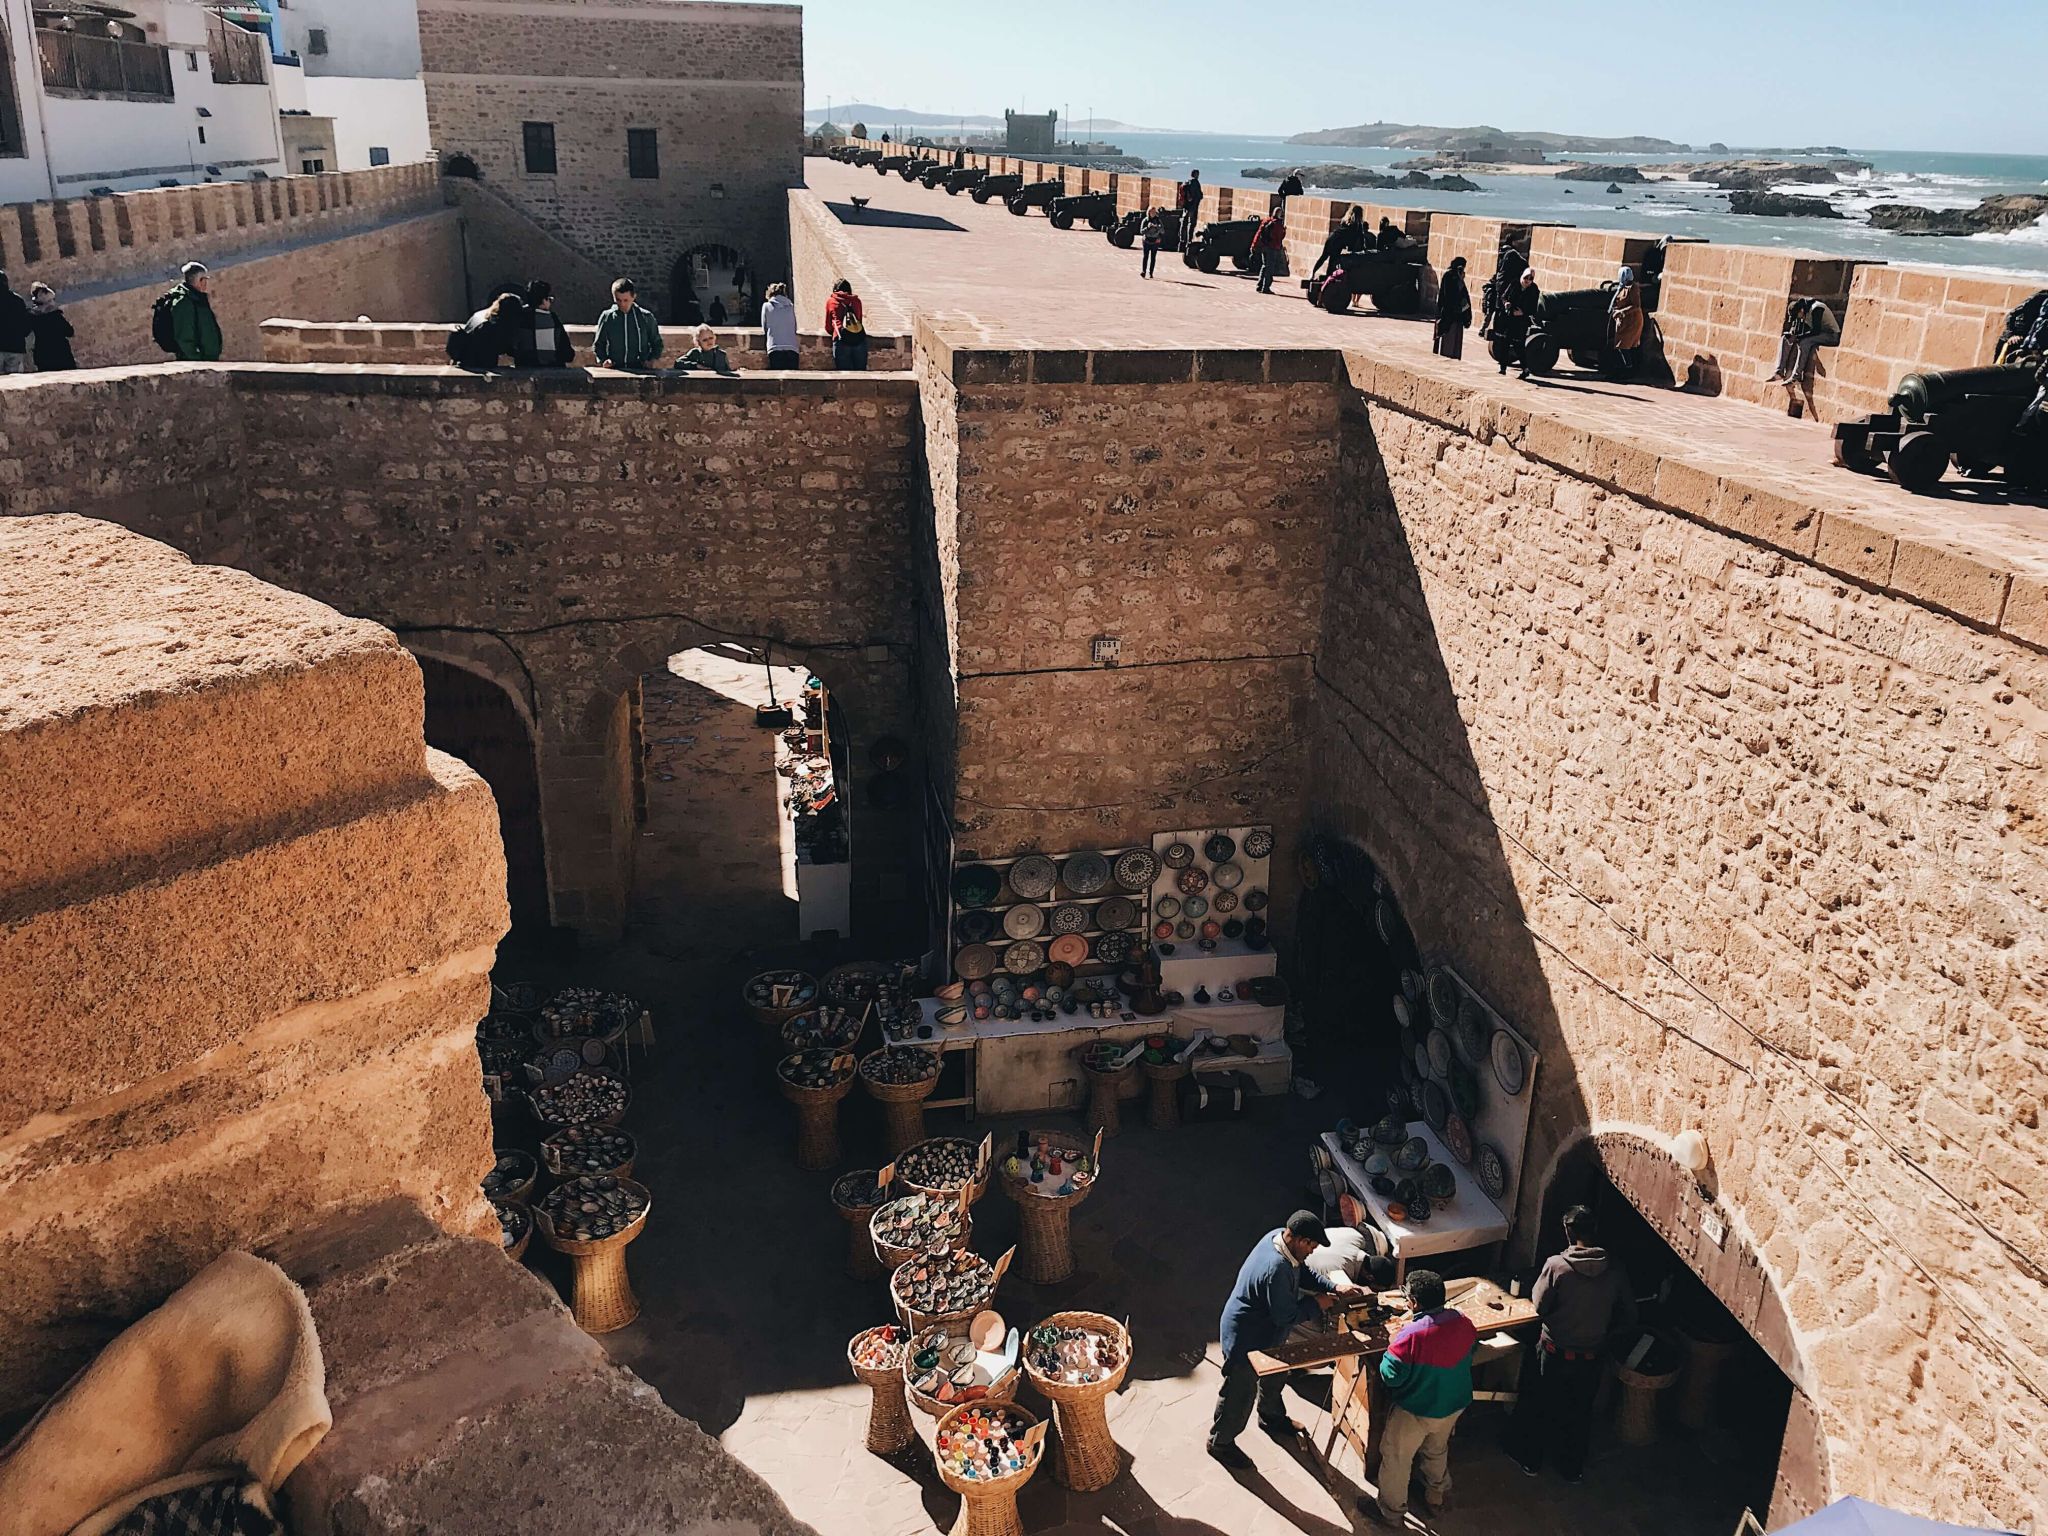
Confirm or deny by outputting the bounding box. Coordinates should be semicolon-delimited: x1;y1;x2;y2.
1537;1131;1829;1529
669;243;752;325
416;654;551;944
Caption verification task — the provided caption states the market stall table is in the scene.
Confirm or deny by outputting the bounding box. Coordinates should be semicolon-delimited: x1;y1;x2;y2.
1320;1127;1509;1279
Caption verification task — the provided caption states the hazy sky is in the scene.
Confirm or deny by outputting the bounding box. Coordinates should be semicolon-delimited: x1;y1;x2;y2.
802;0;2048;155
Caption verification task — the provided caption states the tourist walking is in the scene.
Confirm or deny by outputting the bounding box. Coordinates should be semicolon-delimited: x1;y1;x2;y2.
0;271;32;373
1767;297;1840;386
1495;268;1541;378
594;277;663;369
1367;1269;1477;1525
1511;1205;1638;1483
1140;206;1171;278
1208;1210;1356;1469
447;290;525;369
1177;169;1204;246
1251;205;1287;295
676;324;735;374
760;281;799;368
1607;265;1646;376
1433;257;1472;359
708;292;728;326
825;278;867;369
27;283;76;371
155;263;222;362
513;280;575;367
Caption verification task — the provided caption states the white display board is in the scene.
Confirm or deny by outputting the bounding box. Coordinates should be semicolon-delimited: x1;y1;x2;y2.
1402;963;1539;1219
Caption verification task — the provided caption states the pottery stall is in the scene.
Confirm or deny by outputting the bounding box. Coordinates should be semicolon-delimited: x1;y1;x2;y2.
834;1166;894;1279
849;1323;917;1454
932;1401;1048;1536
892;1246;1016;1334
533;1174;651;1333
1022;1312;1130;1492
997;1129;1104;1285
861;1045;943;1157
904;1308;1023;1417
777;1048;857;1170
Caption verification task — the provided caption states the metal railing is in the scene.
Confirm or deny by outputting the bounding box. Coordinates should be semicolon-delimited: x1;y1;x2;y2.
206;13;267;85
36;29;175;99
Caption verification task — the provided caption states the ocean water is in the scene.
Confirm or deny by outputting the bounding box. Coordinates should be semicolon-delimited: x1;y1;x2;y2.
1091;132;2048;280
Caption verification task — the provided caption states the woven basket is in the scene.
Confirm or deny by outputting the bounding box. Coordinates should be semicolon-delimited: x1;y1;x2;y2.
997;1166;1093;1286
1022;1311;1130;1491
1081;1059;1137;1138
745;970;819;1032
933;1402;1047;1536
892;1247;1013;1334
538;1130;637;1184
527;1071;630;1133
848;1326;916;1454
871;1201;974;1272
861;1049;942;1157
899;1135;994;1208
532;1179;651;1334
498;1202;533;1264
904;1328;1023;1418
1140;1057;1191;1130
778;1068;856;1170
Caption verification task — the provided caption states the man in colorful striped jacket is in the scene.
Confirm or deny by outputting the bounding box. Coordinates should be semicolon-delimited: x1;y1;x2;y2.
1369;1269;1477;1524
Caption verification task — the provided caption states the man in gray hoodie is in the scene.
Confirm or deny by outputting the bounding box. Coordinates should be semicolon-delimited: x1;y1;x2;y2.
1510;1205;1637;1482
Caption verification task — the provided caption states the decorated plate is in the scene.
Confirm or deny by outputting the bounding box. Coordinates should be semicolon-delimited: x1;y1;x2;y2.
1400;968;1424;1004
1002;939;1045;973
1426;1028;1453;1080
1153;920;1175;941
1406;1193;1433;1224
1242;887;1268;911
1176;919;1196;940
1413;1041;1433;1080
1176;866;1209;895
1394;1136;1429;1173
1212;861;1244;890
1392;995;1412;1029
1475;1143;1508;1201
1183;894;1209;919
1211;889;1238;914
1093;931;1132;964
1113;847;1161;890
1007;855;1057;900
1427;967;1461;1028
1374;899;1399;946
1449;1059;1482;1121
1204;833;1237;863
1048;933;1089;967
1491;1029;1527;1096
1422;1080;1449;1133
1049;903;1089;935
1422;1162;1458;1201
1062;851;1111;895
1096;896;1138;932
1454;996;1489;1066
1241;827;1274;860
955;910;996;945
1443;1110;1474;1165
1162;841;1195;869
1002;903;1045;940
1155;895;1181;920
955;943;997;981
952;864;1001;909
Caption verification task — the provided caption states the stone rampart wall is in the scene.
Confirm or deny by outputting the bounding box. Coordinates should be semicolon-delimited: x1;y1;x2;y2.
259;318;909;370
1657;243;1862;407
1811;263;2045;423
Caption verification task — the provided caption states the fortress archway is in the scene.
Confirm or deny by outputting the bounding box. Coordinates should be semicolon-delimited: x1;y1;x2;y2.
670;242;752;324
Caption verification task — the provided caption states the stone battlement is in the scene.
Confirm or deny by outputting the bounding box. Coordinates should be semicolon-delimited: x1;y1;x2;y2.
258;318;910;370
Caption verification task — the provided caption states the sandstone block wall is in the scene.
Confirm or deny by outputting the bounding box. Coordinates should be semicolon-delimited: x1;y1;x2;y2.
258;319;909;370
1318;368;2047;1530
422;0;802;317
1811;264;2045;423
0;516;507;1419
788;185;912;337
1656;243;1861;406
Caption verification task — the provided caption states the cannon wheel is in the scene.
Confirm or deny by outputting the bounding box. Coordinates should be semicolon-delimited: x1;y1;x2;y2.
1232;252;1256;272
972;188;991;202
1319;278;1353;314
1196;246;1223;274
1831;428;1878;474
1108;225;1136;249
1007;196;1030;216
1089;213;1115;233
1886;431;1950;495
1050;208;1074;230
945;183;961;195
1183;245;1203;269
1522;332;1562;376
1371;281;1422;316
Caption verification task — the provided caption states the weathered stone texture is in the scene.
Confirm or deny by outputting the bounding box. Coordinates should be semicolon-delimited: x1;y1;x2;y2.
1812;263;2046;423
1313;400;2048;1529
259;317;909;370
0;518;506;1420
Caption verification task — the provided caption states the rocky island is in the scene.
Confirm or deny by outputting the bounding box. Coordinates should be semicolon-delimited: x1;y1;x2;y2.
1243;163;1478;192
1866;193;2048;236
1288;120;1686;154
1728;190;1843;218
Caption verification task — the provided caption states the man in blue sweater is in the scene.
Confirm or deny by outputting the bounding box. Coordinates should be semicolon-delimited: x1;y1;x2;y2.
1210;1210;1357;1468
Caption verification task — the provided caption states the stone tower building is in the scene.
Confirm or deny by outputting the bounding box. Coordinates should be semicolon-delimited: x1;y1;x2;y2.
418;0;802;318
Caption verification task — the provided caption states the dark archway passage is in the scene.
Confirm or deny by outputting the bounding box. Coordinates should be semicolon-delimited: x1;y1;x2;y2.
418;655;550;941
669;242;750;324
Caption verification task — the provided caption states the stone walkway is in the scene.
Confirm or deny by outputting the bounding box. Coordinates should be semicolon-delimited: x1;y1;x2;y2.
803;158;2048;606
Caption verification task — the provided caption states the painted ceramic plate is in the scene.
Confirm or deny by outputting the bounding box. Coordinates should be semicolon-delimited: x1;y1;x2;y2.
1155;896;1182;920
1096;896;1138;932
955;910;996;945
1422;1080;1449;1132
1375;899;1399;946
1176;919;1196;940
1400;968;1424;1004
1113;847;1160;890
1183;894;1208;919
1002;939;1045;973
1406;1193;1433;1224
1241;827;1274;860
1049;903;1089;935
1204;833;1237;863
1392;995;1412;1029
1443;1111;1474;1165
1394;1136;1429;1173
1475;1144;1508;1201
1242;887;1269;911
1211;889;1238;913
955;943;997;981
1002;903;1045;940
1491;1029;1527;1096
1413;1042;1433;1080
1427;967;1461;1027
1162;841;1195;869
1426;1028;1453;1080
1047;933;1089;967
952;864;1001;908
1092;931;1132;964
1153;920;1175;942
1212;861;1244;890
1007;855;1057;900
1454;997;1489;1066
1062;851;1111;895
1176;866;1209;895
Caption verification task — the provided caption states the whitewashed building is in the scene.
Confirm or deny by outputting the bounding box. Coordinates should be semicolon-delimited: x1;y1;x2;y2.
260;0;428;171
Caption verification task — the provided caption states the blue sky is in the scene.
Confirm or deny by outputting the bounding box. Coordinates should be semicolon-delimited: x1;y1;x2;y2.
802;0;2048;155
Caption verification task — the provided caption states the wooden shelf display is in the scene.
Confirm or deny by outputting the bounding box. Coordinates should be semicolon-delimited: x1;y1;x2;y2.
947;846;1159;983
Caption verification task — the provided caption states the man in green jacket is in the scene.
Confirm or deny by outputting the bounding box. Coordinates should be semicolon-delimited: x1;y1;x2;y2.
1369;1269;1477;1524
166;262;223;362
593;277;662;369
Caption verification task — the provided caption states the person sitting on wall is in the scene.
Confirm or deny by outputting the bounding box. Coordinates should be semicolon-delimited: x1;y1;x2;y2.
759;281;799;368
1607;264;1646;377
1509;1205;1639;1484
447;289;525;370
1376;216;1414;252
1311;207;1371;281
513;280;574;367
1367;1269;1478;1526
593;277;662;370
1994;289;2048;366
1765;297;1841;387
674;324;735;375
1276;172;1305;200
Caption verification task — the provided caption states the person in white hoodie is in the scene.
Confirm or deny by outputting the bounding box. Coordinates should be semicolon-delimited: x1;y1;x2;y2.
760;282;799;369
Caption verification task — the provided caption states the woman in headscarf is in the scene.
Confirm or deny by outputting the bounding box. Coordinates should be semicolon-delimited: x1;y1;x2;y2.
1494;267;1540;376
1608;264;1645;376
1433;257;1471;360
1312;206;1370;281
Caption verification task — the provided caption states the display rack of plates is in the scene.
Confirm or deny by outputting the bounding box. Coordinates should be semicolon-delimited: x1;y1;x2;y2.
1144;825;1275;960
1399;962;1537;1217
949;846;1159;981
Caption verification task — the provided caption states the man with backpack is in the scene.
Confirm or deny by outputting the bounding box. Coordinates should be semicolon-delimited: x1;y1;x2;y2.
1251;205;1288;295
1178;170;1204;246
153;263;222;362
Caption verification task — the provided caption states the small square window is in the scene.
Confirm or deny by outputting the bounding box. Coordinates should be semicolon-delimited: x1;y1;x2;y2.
306;28;327;54
185;50;200;70
369;146;391;167
197;124;206;143
522;120;556;175
301;157;325;174
627;127;658;179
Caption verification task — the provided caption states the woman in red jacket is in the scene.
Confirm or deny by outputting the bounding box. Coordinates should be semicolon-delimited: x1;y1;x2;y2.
825;279;867;370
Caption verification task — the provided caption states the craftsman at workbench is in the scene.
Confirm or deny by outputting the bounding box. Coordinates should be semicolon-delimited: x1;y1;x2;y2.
1208;1210;1363;1468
